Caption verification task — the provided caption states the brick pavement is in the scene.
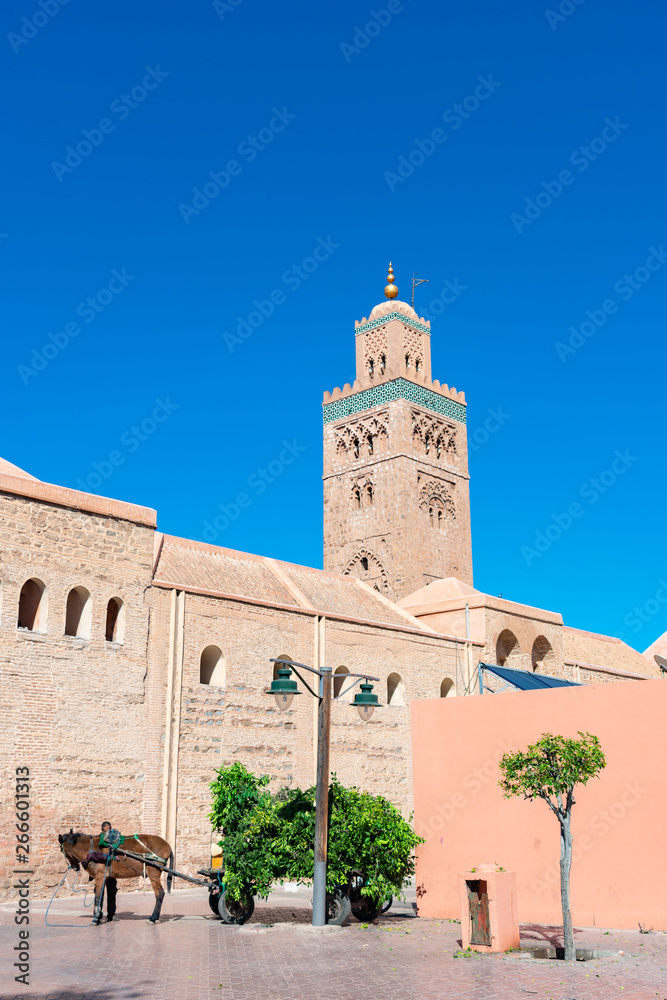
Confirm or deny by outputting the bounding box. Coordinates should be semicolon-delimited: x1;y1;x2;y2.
1;886;666;999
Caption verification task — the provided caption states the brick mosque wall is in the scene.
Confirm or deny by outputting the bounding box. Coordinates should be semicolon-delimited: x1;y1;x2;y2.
481;606;565;675
161;591;318;875
1;484;657;904
323;619;462;815
0;492;155;900
153;588;463;878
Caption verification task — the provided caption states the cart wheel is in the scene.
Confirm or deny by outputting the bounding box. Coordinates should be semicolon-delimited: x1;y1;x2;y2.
326;889;352;926
208;890;221;915
217;889;255;925
381;895;393;914
351;897;382;922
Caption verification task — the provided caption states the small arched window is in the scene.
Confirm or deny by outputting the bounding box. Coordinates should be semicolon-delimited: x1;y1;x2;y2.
353;438;360;459
334;665;350;700
532;636;554;673
368;358;374;378
379;354;386;374
437;509;442;529
365;483;374;506
367;434;374;455
496;629;520;667
425;434;431;455
65;586;92;639
105;598;125;643
200;645;226;686
18;578;47;632
387;672;405;706
440;677;454;698
436;438;442;459
353;486;361;509
360;556;369;571
405;353;410;369
416;358;422;373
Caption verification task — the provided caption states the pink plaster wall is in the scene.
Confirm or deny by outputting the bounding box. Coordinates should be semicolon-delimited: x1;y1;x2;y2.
411;680;667;930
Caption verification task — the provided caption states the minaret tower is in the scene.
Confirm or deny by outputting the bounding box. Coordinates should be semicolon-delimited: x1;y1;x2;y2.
322;264;472;601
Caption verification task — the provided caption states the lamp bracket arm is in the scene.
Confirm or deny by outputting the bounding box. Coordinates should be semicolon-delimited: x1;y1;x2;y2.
334;673;379;700
289;666;320;700
335;677;364;700
270;658;324;678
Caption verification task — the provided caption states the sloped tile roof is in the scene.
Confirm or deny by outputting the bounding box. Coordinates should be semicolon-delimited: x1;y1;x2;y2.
153;535;433;632
563;625;659;678
280;563;410;626
154;537;299;607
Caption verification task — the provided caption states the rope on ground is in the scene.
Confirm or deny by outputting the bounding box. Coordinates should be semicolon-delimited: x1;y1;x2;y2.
70;868;94;907
45;853;113;928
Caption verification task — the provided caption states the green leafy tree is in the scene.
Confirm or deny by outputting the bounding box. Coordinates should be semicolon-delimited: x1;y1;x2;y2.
498;731;606;961
209;764;423;909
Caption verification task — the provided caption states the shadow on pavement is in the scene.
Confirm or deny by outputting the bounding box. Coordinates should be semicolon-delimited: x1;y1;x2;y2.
3;988;151;1000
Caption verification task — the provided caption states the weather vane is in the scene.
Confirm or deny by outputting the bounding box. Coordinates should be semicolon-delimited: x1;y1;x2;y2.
411;272;429;308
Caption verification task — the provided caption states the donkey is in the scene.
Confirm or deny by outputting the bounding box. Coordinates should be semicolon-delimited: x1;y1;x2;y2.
58;830;173;924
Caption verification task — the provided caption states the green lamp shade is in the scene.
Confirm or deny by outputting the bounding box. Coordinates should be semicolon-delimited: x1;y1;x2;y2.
268;665;300;713
352;680;379;722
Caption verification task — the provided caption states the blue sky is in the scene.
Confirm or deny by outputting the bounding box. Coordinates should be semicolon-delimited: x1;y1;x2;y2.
1;0;665;652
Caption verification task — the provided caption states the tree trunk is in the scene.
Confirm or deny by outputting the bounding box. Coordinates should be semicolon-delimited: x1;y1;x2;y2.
560;810;575;961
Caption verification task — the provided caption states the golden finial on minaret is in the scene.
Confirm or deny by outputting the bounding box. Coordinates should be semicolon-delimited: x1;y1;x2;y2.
384;261;399;300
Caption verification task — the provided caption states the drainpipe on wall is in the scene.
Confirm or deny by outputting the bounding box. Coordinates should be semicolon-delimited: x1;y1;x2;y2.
464;603;473;694
161;589;185;851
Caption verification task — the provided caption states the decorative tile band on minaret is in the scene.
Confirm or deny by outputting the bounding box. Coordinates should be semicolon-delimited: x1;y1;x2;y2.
322;377;467;425
355;313;431;336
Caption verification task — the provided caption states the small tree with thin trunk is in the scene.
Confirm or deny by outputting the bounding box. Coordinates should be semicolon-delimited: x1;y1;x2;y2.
498;731;606;961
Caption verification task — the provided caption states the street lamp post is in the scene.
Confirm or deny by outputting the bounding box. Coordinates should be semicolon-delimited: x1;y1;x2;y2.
313;665;331;926
267;658;380;926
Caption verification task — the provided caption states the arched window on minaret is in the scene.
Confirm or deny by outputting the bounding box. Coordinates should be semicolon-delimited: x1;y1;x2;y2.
352;486;361;509
405;353;411;370
425;434;431;455
368;357;374;379
427;496;445;529
416;358;422;373
360;556;369;571
379;354;386;374
353;437;360;458
365;483;374;506
366;433;373;456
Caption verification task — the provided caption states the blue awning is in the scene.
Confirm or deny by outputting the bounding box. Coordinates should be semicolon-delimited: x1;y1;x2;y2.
479;663;580;691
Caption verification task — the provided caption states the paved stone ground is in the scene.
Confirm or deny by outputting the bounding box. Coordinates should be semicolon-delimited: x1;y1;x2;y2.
1;884;666;999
